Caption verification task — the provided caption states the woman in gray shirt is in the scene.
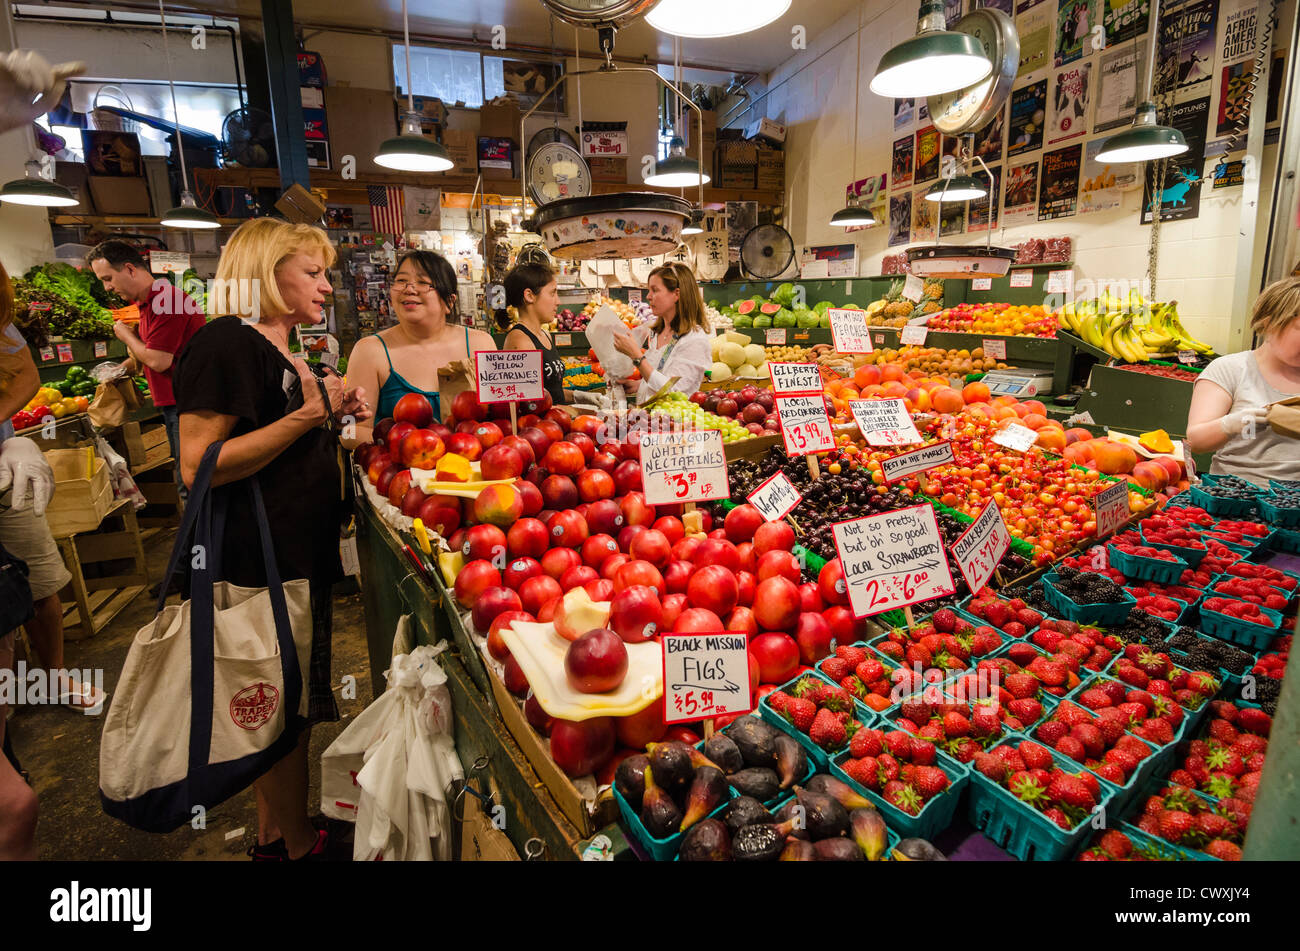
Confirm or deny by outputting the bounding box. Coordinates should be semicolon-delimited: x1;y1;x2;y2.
1186;278;1300;487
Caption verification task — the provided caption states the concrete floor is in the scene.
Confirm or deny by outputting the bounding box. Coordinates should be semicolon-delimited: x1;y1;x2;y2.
6;527;376;860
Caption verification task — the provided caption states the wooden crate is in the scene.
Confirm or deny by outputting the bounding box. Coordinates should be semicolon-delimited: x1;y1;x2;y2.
122;420;170;469
57;497;149;641
131;454;181;528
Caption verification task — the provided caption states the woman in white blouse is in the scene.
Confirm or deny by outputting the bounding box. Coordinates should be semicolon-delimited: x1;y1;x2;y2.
613;262;713;404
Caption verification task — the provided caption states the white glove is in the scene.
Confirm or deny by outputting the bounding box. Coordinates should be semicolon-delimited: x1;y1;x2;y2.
1220;406;1269;439
0;436;54;517
0;51;85;134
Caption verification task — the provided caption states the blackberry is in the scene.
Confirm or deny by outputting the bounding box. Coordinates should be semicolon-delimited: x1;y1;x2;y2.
1254;675;1281;715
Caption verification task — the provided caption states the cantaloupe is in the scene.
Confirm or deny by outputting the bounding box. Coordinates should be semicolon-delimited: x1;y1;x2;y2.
719;342;747;369
725;330;752;345
710;361;733;381
736;363;760;377
743;343;766;366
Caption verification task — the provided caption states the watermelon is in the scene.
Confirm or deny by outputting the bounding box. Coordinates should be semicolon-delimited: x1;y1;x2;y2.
772;282;797;307
773;308;797;328
736;299;758;316
759;302;782;316
813;300;833;316
796;310;820;329
818;313;832;329
732;314;754;328
753;314;773;329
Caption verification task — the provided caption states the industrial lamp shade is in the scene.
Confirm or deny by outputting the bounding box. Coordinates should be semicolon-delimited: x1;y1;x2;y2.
374;114;455;172
1095;102;1188;163
870;1;992;98
645;0;792;38
161;191;221;229
681;208;705;234
0;176;78;207
925;174;987;202
829;202;876;227
644;136;710;187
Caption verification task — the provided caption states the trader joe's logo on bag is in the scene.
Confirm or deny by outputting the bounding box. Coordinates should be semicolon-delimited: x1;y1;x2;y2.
230;682;280;730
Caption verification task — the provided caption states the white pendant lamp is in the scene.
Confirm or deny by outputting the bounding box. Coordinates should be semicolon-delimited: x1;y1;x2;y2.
157;1;219;228
375;0;454;172
644;38;709;187
870;0;992;99
1095;2;1187;163
645;0;792;38
0;161;78;207
830;14;875;227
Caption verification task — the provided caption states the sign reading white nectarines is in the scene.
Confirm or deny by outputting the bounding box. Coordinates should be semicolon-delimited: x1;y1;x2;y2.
640;430;730;506
475;349;544;403
831;503;956;617
661;632;751;724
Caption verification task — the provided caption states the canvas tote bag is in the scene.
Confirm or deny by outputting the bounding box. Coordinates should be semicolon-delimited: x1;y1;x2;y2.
100;442;313;832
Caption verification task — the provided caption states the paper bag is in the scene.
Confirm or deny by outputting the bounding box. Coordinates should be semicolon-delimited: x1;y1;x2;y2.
585;305;637;381
1267;397;1300;439
437;357;476;419
87;378;142;428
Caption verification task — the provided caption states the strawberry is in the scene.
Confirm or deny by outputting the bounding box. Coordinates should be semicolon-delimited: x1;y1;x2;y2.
1055;702;1094;728
846;755;881;790
1196;812;1232;840
971;705;1002;738
1205;840;1242;861
1099;829;1133;858
765;691;792;715
1070;723;1105;759
1140;718;1176;746
910;738;938;765
1008;771;1047;805
1048;774;1097;811
820;657;851;682
855;658;885;684
1007;698;1043;725
809;708;851;750
835;644;868;669
883;729;914;759
1043;807;1073;830
849;727;884;759
1207;719;1240;744
1158;809;1195;844
913;765;949;799
1056;736;1086;762
1114;664;1150;689
899;697;932;723
1034;661;1069;687
1103;747;1139;779
884;781;924;815
1037;720;1069;745
931;608;958;632
1093;762;1125;784
819;684;855;714
1018;741;1054;771
1125;689;1155;713
783;697;816;733
942;711;971;738
1168;769;1196;787
1095;715;1128;747
1236;707;1272;736
1078;688;1113;710
1004;673;1039;700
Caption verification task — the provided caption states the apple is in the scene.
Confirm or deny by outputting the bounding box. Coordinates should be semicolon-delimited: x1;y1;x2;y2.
553;587;612;641
687;564;739;616
523;691;554;736
543;441;585;476
736;570;756;607
473;421;504;449
615;701;667;749
600;552;631;581
416;495;460;535
451;390;488;423
480;443;524;480
753;520;796;557
675;607;724;633
546;509;589;548
506;517;549;559
799;582;824;614
541;474;579;510
453;559;502;609
694;537;741;574
661;593;688;630
513;479;544;517
726;606;758;638
519;426;553;462
663;559;692;595
794;611;834;666
487;609;532;661
519;574;563;616
818;558;850;606
386;421;417;457
576;468;616;502
609;584;663;643
540;546;582;580
462;524;507;564
750;633;799;684
400;485;428;517
502;654;530;697
753;577;801;631
584;578;615;602
588;451;619;474
629;529;671;568
569;432;597;463
386;469;413;507
503;556;544;591
471;586;522;634
560;564;600;591
614;559;666;598
757;550;802;585
619;490;656;528
550;717;616;777
400;429;445;469
612;460;643;496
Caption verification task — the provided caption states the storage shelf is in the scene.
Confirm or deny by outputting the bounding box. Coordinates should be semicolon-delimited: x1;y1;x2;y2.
51;214;244;228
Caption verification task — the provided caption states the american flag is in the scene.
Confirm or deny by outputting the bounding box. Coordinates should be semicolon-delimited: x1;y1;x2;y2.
368;185;405;235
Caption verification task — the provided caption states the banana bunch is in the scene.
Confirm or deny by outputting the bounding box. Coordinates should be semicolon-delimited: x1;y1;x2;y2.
1056;296;1214;363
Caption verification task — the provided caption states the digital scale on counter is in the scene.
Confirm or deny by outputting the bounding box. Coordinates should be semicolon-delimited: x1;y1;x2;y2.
979;368;1055;398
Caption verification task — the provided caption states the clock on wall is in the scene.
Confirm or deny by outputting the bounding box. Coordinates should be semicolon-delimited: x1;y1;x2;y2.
527;141;593;205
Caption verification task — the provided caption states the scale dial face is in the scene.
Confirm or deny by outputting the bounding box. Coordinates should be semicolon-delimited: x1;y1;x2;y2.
527;142;592;205
927;9;1020;136
541;0;660;27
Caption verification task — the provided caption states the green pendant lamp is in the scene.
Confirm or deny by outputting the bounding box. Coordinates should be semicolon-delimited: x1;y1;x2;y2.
644;136;710;187
925;173;986;202
157;1;220;228
0;162;78;207
870;1;992;99
376;0;454;172
681;207;705;235
829;18;875;227
829;198;876;227
1095;3;1187;163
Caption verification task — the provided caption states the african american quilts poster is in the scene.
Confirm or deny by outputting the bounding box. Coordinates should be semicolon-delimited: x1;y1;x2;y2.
1039;143;1082;219
892;135;915;189
1049;63;1092;143
1008;80;1048;157
1219;0;1259;66
1004;160;1041;225
1141;96;1210;223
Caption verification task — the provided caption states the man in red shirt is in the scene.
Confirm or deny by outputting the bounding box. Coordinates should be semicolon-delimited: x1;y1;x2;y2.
88;240;205;501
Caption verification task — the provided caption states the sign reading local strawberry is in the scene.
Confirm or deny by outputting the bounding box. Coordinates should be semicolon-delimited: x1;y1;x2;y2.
475;349;543;403
1094;479;1130;538
747;471;802;522
661;631;752;724
832;503;956;617
880;440;955;484
828;308;875;353
768;361;822;395
640;429;730;506
849;398;921;446
776;395;834;456
981;337;1007;360
951;500;1011;595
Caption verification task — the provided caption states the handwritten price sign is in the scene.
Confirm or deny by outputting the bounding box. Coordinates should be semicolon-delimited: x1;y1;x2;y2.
832;503;956;617
1094;479;1130;538
981;338;1007;360
992;422;1038;453
849;398;921;446
475;349;543;403
765;328;788;345
828;308;875;354
900;324;928;346
951;500;1012;595
768;361;823;395
748;471;802;522
640;429;730;506
661;632;752;723
880;440;955;485
777;395;834;456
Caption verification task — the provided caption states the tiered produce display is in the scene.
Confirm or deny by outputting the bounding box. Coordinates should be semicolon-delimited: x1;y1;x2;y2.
351;335;1297;862
1055;293;1215;363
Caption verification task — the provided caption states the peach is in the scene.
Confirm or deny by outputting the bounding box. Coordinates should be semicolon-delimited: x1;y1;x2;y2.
931;387;965;414
1022;412;1049;430
1090;440;1138;475
1064;427;1093;445
1035;428;1067;452
1153;455;1184;483
961;381;991;404
1131;460;1170;491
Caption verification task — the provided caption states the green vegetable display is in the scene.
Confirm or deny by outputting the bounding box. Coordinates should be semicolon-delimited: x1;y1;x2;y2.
15;263;116;340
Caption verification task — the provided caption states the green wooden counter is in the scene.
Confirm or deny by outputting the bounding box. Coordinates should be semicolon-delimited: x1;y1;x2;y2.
353;496;632;860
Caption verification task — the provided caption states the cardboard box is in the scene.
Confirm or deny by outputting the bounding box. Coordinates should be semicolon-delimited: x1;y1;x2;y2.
54;161;93;212
745;116;786;145
482;645;619;837
88;175;151;215
438;128;475;175
325;87;399;176
685;108;717;162
43;448;113;538
756;148;785;191
718;164;756;189
122;421;170;469
479;99;522;140
587;156;627;183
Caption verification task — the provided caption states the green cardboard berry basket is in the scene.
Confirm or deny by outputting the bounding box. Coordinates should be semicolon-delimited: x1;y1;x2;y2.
758;673;874;771
1041;572;1137;625
828;748;968;841
1197;601;1283;651
1258;493;1300;528
1137;523;1208;567
1107;544;1188;585
1103;822;1217;861
1189;485;1260;518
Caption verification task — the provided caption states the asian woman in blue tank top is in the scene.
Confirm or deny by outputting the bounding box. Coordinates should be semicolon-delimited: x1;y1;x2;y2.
342;250;495;448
